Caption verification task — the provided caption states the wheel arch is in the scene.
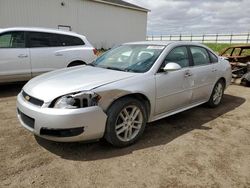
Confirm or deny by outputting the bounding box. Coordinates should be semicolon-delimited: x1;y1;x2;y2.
106;93;151;120
209;77;226;97
67;60;86;67
217;77;226;87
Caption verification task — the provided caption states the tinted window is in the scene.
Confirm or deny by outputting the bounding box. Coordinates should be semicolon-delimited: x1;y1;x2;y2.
29;32;61;47
0;31;25;48
162;46;189;68
209;51;218;63
190;46;210;66
59;35;84;46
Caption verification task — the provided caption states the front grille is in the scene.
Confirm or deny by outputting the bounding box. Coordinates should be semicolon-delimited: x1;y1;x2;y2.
18;109;35;129
22;91;44;107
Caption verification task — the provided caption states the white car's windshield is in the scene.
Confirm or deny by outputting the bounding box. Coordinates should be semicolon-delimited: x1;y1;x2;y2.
92;45;165;73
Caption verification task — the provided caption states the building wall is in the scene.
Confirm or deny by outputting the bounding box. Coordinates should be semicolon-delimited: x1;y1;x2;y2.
78;0;147;48
0;0;147;49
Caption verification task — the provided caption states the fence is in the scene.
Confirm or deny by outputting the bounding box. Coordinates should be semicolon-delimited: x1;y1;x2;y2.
146;33;250;44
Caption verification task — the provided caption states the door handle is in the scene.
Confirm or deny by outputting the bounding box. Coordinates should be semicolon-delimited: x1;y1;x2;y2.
55;52;63;56
18;54;28;58
184;71;193;77
212;68;217;72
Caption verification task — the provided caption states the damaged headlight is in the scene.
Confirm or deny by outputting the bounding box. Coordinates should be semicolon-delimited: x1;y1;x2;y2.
52;91;101;109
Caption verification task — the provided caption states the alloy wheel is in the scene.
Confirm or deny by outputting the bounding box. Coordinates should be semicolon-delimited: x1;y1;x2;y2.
115;105;143;142
213;82;223;105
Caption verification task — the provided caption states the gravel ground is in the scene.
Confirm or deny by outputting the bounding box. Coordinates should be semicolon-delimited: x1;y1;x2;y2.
0;83;250;188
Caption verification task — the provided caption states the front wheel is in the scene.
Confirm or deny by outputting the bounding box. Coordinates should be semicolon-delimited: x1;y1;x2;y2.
207;80;225;108
104;97;147;147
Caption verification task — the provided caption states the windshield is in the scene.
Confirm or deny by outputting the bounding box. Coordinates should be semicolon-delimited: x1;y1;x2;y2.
92;45;165;73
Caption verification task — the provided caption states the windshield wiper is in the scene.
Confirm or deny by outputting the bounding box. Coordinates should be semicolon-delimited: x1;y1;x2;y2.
123;67;141;73
86;63;95;67
105;67;125;72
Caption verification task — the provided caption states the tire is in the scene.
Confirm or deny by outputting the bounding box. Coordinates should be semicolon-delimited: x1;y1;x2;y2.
104;97;147;147
207;80;225;108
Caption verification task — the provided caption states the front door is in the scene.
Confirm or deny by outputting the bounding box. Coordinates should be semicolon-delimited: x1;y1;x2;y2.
0;31;31;82
155;46;193;115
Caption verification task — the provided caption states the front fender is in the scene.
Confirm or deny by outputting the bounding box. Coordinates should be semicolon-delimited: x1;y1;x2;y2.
96;89;133;111
92;75;156;121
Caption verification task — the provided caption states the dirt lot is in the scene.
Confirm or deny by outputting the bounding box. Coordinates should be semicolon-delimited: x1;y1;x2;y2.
0;83;250;188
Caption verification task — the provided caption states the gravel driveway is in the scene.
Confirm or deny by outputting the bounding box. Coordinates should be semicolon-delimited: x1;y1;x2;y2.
0;83;249;188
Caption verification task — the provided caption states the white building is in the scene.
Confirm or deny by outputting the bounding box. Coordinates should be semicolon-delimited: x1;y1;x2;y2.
0;0;149;49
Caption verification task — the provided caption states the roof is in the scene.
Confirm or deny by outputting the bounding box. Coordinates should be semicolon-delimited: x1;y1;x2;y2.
125;41;173;46
124;41;217;55
125;41;205;47
224;45;250;49
91;0;149;12
0;27;85;38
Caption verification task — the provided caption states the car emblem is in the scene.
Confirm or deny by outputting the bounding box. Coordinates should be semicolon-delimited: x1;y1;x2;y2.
25;95;30;101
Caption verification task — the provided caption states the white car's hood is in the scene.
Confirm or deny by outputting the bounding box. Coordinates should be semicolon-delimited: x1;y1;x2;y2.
23;66;136;102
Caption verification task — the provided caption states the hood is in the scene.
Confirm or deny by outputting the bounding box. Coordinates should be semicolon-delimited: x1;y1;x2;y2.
23;66;136;102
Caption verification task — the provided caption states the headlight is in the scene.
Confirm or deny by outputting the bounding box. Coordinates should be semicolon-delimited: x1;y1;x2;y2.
52;91;101;109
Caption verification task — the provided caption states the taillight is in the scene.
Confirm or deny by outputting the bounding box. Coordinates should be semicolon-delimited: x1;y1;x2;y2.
93;48;98;56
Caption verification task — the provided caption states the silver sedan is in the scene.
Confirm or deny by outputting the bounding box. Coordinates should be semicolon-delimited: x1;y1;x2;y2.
17;41;232;147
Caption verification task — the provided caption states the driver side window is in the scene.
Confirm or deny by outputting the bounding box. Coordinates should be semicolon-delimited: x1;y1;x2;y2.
0;31;25;48
162;46;189;69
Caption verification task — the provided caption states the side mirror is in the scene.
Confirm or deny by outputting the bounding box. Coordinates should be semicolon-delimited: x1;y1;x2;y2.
163;62;182;72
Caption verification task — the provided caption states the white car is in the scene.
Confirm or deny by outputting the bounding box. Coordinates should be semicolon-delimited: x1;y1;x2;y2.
17;41;232;147
0;27;97;83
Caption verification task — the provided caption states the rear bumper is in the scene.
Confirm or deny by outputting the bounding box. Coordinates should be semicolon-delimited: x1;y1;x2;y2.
16;93;107;142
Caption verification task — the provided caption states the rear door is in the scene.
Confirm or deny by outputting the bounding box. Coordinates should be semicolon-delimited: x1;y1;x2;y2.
28;32;86;77
188;46;217;103
28;32;67;77
0;31;31;82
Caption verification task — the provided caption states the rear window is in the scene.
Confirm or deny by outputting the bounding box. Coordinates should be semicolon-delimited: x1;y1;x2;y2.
59;34;85;46
28;32;84;48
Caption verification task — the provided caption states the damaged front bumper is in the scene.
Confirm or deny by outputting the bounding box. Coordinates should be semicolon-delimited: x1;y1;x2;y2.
16;93;107;142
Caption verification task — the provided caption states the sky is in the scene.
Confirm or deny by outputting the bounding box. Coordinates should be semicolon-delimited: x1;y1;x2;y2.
125;0;250;35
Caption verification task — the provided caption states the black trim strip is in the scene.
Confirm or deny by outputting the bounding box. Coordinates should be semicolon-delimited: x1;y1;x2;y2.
17;109;35;129
40;127;84;137
22;91;44;107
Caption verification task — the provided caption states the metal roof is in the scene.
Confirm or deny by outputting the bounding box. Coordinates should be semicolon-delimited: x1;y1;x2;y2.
91;0;149;12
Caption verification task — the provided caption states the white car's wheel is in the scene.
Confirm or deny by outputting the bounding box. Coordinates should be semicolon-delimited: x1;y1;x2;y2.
105;97;147;147
207;80;225;108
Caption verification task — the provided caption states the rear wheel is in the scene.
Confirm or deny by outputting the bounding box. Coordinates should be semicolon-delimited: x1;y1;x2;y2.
207;80;225;108
105;97;147;147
